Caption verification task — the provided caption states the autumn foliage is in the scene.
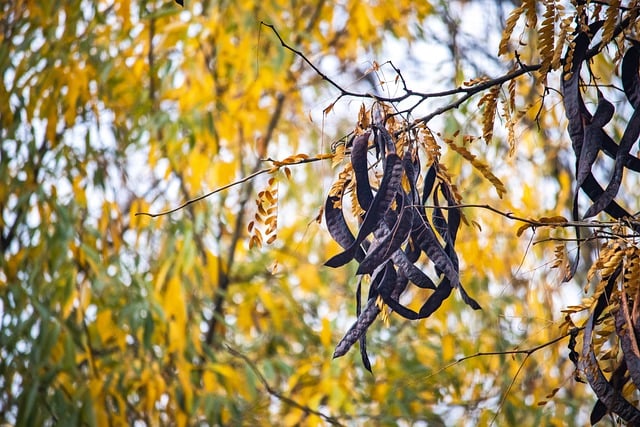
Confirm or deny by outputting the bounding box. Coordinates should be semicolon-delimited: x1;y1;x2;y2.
4;0;640;426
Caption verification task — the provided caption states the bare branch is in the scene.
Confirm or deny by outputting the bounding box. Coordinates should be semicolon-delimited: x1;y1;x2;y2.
225;345;346;426
135;155;328;218
422;203;627;229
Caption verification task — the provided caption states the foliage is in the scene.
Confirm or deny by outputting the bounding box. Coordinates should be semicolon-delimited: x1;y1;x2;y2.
4;0;640;426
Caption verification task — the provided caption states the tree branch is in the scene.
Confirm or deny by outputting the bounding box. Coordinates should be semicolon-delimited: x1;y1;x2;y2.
422;203;625;229
225;345;346;426
135;152;328;218
263;15;637;134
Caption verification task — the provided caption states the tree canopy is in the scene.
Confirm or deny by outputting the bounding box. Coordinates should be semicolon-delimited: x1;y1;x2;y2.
3;0;640;425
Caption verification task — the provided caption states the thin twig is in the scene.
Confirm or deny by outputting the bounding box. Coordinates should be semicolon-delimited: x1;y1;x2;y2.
136;168;271;218
490;353;530;426
260;21;536;106
422;203;630;229
420;328;580;383
263;15;636;133
225;345;346;426
533;236;598;245
135;156;327;218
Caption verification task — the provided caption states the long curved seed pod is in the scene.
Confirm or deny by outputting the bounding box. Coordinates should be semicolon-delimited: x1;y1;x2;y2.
590;360;628;425
353;186;436;289
376;264;422;320
418;167;476;305
562;23;599;278
440;182;461;245
351;131;374;212
623;41;640;109
385;213;438;289
422;164;437;204
419;224;482;310
386;205;439;288
599;130;640;172
576;94;614;189
561;23;639;223
581;304;640;423
325;153;404;268
403;151;421;205
373;123;397;157
358;332;372;372
614;290;640;389
561;23;638;219
432;185;460;273
414;217;480;309
432;186;450;246
419;278;453;318
584;108;640;218
563;26;594;155
403;164;436;263
590;41;640;173
581;174;632;220
333;264;391;359
357;195;414;274
355;275;377;372
455;281;480;310
324;179;366;262
333;297;381;359
415;176;477;306
393;250;436;289
581;262;624;422
413;217;461;290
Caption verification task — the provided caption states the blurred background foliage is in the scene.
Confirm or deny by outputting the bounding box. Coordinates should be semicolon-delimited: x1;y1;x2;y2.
0;0;623;425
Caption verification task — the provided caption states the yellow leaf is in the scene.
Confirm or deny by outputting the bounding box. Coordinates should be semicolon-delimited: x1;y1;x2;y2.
320;317;331;347
61;286;78;319
283;408;304;426
155;260;172;293
176;364;193;416
65;85;78;126
46;113;57;144
516;224;531;237
297;264;319;292
94;309;123;348
538;216;568;225
164;277;187;353
203;370;218;392
442;333;455;361
187;150;209;189
213;160;235;185
210;363;236;380
323;101;336;115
